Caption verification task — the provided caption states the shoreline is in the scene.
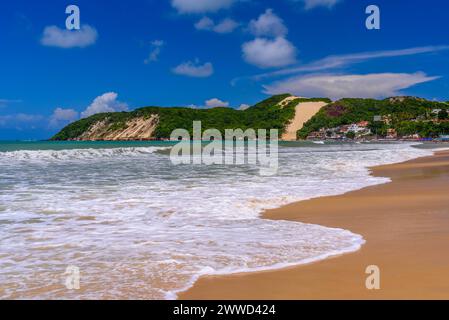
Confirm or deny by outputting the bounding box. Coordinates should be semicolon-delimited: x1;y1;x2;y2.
179;148;449;300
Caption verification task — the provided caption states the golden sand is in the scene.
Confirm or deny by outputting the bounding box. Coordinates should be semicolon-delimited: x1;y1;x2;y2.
180;150;449;300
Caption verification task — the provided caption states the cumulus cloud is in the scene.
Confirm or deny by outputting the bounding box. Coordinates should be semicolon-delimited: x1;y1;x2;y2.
195;17;215;30
214;18;240;33
187;98;231;109
248;9;287;37
145;40;165;64
171;0;235;14
49;108;79;128
238;104;251;110
41;24;98;48
242;37;297;68
81;92;128;118
205;98;230;108
195;17;240;34
172;60;214;77
263;72;439;100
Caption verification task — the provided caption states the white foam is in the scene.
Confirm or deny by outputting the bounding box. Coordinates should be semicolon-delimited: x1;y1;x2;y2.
0;142;436;299
0;146;168;161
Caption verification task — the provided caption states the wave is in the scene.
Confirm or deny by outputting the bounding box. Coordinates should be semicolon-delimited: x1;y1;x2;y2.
0;142;440;299
0;146;170;161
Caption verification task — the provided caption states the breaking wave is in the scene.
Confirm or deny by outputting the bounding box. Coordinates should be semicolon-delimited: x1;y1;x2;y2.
0;146;170;161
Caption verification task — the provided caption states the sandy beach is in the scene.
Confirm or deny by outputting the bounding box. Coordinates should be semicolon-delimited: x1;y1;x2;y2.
180;149;449;300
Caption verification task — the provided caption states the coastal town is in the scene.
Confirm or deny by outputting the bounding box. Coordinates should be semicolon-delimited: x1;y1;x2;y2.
304;106;449;142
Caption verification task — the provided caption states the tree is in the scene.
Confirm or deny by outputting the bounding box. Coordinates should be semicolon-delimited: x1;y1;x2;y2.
346;131;356;139
438;109;448;120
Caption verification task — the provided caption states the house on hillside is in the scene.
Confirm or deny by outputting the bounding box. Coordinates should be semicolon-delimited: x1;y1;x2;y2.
387;128;398;139
307;131;326;140
339;125;351;134
341;121;372;136
382;115;392;125
357;121;370;128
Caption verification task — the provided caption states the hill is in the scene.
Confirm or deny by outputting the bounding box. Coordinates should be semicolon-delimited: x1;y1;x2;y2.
52;95;449;141
298;97;449;140
51;95;331;141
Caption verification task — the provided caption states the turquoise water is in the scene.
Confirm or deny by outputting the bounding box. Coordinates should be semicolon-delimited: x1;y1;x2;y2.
0;140;178;152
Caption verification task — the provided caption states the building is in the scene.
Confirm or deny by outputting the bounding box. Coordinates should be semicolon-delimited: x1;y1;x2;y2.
382;115;392;125
346;122;371;135
387;128;398;139
357;121;370;128
307;131;326;140
403;134;421;140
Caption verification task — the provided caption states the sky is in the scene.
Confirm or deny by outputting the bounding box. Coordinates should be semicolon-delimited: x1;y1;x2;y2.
1;0;449;140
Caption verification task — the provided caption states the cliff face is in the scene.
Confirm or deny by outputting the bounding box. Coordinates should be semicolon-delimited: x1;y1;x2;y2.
78;115;159;141
52;95;331;141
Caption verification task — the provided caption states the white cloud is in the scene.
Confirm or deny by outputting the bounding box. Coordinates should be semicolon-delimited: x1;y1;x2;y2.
171;0;235;14
145;40;165;64
205;98;230;108
242;37;297;68
172;60;214;77
195;17;239;33
81;92;128;118
187;98;231;109
0;113;44;128
195;17;215;30
252;45;449;80
41;25;98;48
49;108;79;128
248;9;287;37
214;18;240;34
263;72;439;100
300;0;341;10
238;104;251;110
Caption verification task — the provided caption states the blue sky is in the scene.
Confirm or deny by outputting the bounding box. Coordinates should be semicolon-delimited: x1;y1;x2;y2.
1;0;449;140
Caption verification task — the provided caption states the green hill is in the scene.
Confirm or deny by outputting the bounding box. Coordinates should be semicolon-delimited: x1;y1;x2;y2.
298;97;449;139
52;95;449;141
52;95;330;141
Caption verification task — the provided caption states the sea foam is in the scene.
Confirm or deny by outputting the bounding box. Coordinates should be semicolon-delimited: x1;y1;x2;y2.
0;142;435;299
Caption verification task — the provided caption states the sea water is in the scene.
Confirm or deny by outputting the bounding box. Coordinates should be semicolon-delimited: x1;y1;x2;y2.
0;141;435;299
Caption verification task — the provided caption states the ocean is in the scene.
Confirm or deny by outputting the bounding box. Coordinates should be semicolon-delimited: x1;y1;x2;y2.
0;141;437;299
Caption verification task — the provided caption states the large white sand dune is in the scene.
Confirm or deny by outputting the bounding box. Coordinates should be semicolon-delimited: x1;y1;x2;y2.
282;101;329;141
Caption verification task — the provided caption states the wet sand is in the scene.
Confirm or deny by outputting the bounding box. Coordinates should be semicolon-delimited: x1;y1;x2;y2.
180;149;449;300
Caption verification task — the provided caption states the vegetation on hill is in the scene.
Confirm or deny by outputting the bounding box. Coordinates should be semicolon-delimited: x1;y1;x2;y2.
53;95;449;141
52;95;331;141
298;97;449;139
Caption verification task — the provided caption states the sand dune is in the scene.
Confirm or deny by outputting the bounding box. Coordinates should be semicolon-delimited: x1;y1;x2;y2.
282;101;328;141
